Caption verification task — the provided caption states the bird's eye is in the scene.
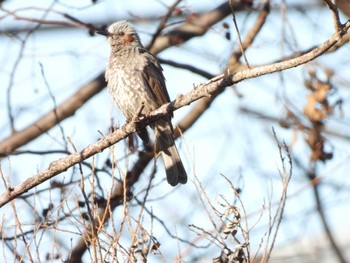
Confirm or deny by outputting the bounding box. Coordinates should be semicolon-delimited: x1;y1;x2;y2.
118;32;125;36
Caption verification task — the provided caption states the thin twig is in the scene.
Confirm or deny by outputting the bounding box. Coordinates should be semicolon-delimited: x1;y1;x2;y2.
324;0;343;31
229;0;251;68
11;200;35;262
146;0;183;50
39;63;68;150
262;129;293;263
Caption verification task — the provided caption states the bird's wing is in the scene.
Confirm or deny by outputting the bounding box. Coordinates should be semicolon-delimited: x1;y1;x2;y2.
141;52;171;106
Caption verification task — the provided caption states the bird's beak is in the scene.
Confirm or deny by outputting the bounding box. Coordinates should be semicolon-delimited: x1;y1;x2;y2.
96;30;109;37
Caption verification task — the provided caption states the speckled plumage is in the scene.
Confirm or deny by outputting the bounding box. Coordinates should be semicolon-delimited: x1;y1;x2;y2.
103;20;187;186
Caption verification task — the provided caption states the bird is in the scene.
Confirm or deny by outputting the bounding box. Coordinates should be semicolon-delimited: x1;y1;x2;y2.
98;20;187;186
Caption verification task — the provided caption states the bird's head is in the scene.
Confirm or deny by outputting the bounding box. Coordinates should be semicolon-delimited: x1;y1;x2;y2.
97;20;142;48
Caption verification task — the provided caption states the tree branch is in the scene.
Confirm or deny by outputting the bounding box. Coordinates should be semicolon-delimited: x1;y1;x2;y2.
1;18;349;208
308;168;347;263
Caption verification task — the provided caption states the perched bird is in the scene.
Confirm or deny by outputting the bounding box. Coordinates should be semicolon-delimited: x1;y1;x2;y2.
98;20;187;186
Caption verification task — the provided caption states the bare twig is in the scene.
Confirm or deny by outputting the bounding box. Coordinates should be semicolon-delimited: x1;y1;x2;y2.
146;0;183;50
0;73;106;156
0;6;95;30
324;0;342;31
261;129;293;263
227;0;270;72
149;1;246;54
39;62;68;150
11;200;35;262
229;0;251;68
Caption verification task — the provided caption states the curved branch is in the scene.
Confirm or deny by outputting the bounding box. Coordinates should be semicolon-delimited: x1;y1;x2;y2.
1;19;349;208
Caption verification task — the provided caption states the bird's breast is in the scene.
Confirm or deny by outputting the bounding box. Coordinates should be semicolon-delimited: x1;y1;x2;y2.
106;63;159;120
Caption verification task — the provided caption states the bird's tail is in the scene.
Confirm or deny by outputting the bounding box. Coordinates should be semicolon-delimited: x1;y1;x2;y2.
153;121;187;186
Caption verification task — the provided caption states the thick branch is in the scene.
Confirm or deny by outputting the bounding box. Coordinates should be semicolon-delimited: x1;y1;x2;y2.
0;74;106;155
